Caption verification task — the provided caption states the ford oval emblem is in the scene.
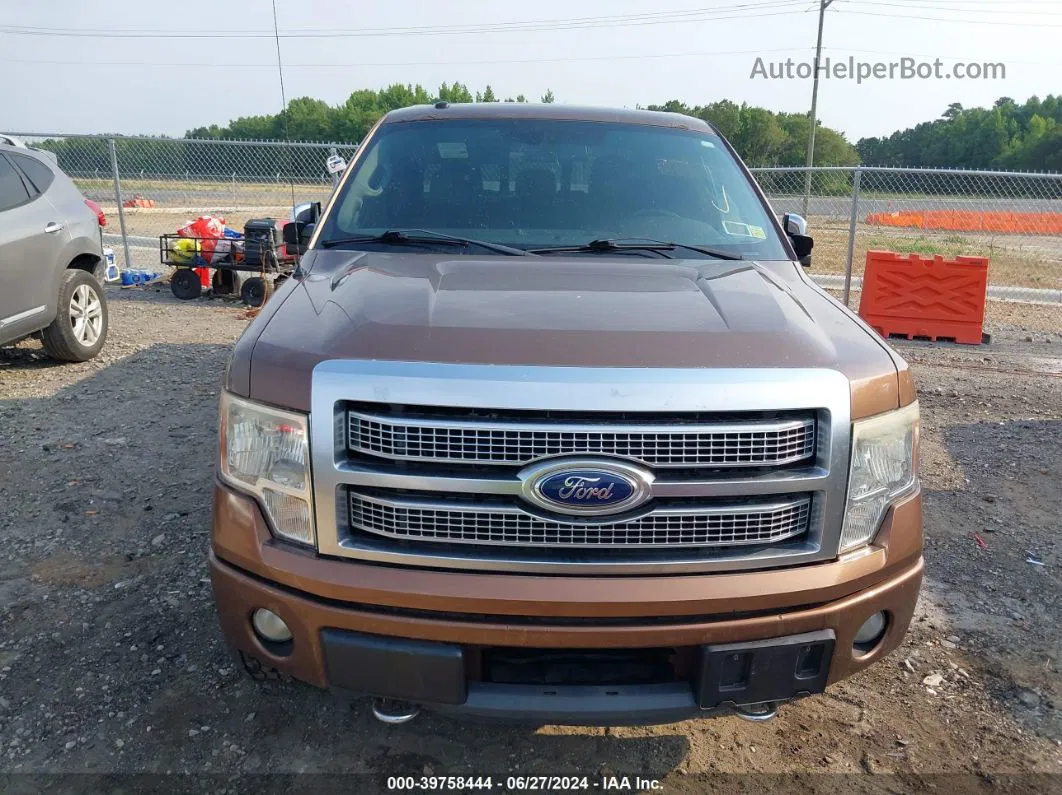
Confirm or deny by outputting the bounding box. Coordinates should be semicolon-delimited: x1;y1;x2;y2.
519;459;654;517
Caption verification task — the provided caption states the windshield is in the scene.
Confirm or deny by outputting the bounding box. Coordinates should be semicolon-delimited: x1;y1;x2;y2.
317;118;789;259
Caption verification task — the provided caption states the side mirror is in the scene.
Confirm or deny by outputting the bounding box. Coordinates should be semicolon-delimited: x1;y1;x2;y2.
282;221;315;254
290;201;321;223
782;212;814;268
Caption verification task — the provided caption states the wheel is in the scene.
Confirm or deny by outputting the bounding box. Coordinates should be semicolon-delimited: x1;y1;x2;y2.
240;276;272;308
41;270;109;362
170;268;202;300
211;269;242;296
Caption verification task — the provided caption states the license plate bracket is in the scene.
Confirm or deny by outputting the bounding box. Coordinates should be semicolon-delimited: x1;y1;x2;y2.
694;629;835;708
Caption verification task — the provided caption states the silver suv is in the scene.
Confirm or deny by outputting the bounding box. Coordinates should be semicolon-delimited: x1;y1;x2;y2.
0;145;109;361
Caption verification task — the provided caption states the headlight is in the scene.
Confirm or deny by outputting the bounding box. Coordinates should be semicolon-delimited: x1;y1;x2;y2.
219;392;315;546
840;401;919;552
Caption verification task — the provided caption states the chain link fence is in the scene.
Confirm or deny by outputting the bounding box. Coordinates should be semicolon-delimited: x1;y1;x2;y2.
12;133;358;271
750;166;1062;307
10;134;1062;309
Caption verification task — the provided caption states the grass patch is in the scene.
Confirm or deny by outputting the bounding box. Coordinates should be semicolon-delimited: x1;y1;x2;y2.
865;234;975;256
812;224;1060;290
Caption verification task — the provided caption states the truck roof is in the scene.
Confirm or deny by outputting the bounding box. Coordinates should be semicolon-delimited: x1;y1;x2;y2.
383;103;719;133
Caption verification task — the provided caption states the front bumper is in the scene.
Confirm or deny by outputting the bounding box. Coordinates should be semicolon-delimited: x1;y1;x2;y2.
210;483;923;725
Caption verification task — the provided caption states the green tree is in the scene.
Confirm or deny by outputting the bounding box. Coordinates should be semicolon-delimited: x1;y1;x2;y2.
541;89;555;104
698;100;742;141
857;95;1062;169
438;82;474;103
279;97;336;141
736;108;787;165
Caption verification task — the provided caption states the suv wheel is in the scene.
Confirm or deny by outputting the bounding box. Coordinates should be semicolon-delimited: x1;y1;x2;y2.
42;269;109;362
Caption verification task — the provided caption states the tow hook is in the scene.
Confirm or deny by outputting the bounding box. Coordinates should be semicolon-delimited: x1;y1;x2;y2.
730;701;780;722
371;698;421;725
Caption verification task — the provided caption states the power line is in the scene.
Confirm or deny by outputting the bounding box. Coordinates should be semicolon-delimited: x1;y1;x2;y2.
7;44;1060;71
0;46;812;70
0;1;808;34
835;8;1062;26
829;47;1057;66
0;2;811;38
859;0;1058;5
858;1;1062;16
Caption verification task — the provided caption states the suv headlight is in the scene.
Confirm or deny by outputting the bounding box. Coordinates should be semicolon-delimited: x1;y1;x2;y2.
840;401;919;552
219;392;315;546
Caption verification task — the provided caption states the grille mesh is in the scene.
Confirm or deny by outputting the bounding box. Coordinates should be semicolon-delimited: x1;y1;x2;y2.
348;491;811;549
347;411;815;468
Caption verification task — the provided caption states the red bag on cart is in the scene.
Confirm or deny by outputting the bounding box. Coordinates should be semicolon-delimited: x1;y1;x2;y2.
177;216;227;260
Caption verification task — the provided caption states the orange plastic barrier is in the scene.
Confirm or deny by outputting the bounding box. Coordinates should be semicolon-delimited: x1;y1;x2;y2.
122;194;156;208
858;250;989;345
865;210;1062;235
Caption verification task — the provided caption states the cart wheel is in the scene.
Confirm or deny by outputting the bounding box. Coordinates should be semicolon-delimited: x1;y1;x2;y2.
212;269;241;296
170;269;202;300
240;276;272;308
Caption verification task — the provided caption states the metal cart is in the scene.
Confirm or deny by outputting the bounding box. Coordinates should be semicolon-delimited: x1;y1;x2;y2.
158;233;297;307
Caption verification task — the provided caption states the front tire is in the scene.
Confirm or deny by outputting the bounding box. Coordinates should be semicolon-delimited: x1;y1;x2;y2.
42;270;109;362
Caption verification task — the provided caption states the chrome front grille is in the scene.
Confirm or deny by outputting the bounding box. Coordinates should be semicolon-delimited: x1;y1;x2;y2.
347;409;816;468
311;361;852;575
348;491;811;548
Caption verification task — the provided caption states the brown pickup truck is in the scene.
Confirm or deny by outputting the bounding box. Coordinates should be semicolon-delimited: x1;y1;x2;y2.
210;103;922;726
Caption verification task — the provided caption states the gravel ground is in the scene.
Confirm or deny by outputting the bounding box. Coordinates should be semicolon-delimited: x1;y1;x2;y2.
1;286;1060;793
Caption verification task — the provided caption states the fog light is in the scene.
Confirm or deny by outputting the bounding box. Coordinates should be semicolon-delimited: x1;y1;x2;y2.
853;611;888;654
252;608;292;643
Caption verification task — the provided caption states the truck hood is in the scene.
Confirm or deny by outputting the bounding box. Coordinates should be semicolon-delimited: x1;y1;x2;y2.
238;251;908;416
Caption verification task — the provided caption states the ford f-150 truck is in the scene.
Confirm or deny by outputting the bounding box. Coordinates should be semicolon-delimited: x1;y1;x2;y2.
210;103;922;726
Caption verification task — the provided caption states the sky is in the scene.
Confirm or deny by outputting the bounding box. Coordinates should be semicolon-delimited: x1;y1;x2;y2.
1;0;1059;144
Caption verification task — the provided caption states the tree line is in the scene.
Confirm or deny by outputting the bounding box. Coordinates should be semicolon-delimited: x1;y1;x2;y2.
856;96;1062;173
643;99;859;168
179;84;861;168
185;83;553;145
34;85;1062;184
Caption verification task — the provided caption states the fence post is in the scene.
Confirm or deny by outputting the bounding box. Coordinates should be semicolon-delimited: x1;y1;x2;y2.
232;172;237;207
843;167;862;307
108;139;134;272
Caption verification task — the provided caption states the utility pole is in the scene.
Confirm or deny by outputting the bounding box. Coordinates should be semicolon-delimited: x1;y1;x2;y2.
803;0;835;216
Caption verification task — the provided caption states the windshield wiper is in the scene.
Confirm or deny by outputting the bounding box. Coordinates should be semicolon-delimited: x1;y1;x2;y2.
529;240;672;258
530;238;743;261
320;229;534;257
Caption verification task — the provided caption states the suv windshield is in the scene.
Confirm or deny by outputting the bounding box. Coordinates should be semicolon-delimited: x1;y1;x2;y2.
318;117;789;260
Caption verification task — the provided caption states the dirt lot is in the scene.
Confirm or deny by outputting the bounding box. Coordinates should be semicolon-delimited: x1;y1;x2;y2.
812;225;1062;293
1;287;1060;793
